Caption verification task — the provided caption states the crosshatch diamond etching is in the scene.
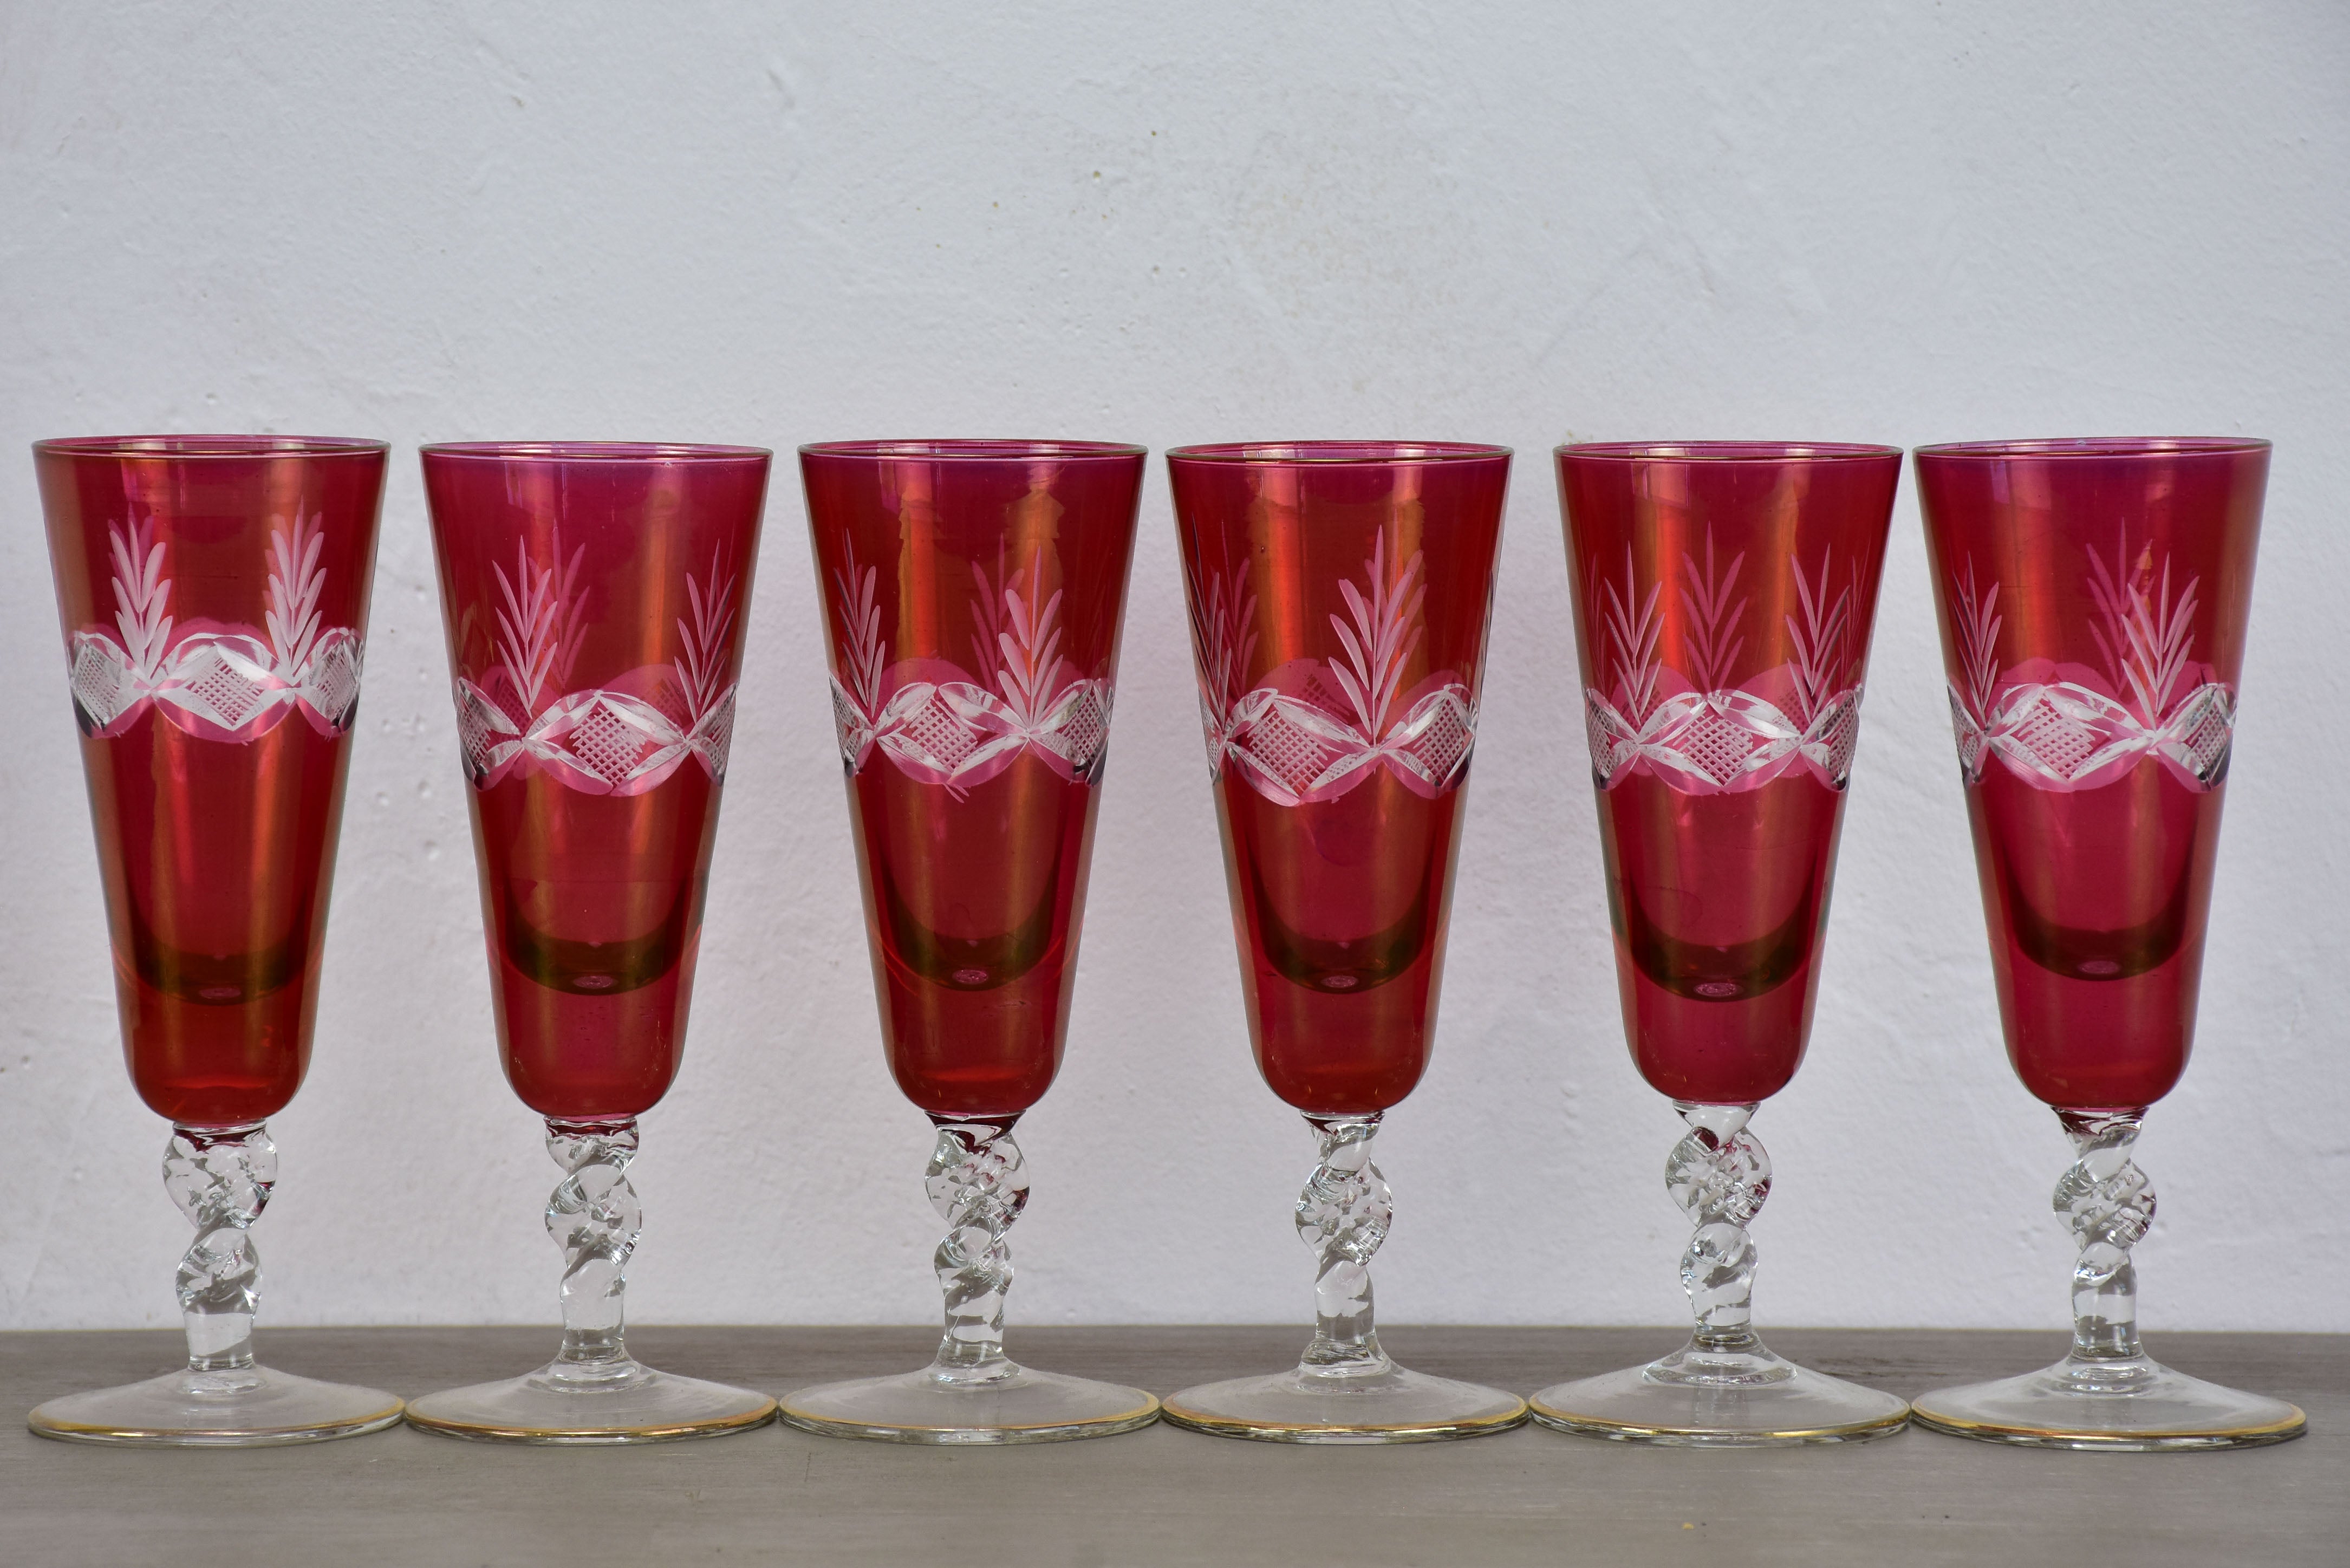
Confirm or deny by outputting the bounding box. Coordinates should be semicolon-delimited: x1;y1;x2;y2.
64;513;366;741
1187;531;1480;808
1945;533;2236;795
449;533;740;796
1581;534;1867;796
825;541;1117;795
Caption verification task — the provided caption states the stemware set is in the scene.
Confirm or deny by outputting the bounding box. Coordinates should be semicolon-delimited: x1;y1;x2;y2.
24;432;2299;1456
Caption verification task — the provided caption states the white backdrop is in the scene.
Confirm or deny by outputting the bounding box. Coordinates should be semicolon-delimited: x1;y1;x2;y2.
3;2;2345;1336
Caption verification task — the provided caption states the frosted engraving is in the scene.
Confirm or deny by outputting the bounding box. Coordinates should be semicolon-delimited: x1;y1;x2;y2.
1946;535;2235;793
67;516;363;741
452;538;739;794
1188;532;1477;806
1584;537;1866;794
828;545;1114;795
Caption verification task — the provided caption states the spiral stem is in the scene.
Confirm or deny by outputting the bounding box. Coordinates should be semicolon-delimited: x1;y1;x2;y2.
2054;1108;2156;1363
927;1119;1030;1385
1666;1102;1772;1354
1296;1115;1394;1377
164;1123;276;1374
544;1117;644;1383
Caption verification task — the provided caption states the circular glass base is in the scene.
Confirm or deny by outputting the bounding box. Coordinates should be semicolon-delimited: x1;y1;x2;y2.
1531;1341;1909;1446
1911;1352;2307;1450
29;1364;403;1447
778;1363;1159;1445
1162;1364;1527;1444
405;1358;775;1445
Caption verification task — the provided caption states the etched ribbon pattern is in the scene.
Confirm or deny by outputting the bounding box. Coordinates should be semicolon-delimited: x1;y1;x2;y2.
1945;537;2234;793
827;544;1112;793
453;537;738;795
1584;536;1865;794
67;515;363;741
1189;532;1477;806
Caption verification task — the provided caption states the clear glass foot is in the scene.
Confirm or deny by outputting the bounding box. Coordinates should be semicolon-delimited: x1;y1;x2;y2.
1161;1116;1526;1444
404;1359;775;1445
1913;1109;2305;1450
28;1123;402;1447
1529;1340;1907;1446
776;1120;1156;1445
1911;1354;2304;1450
778;1365;1157;1445
405;1118;773;1445
30;1365;402;1447
1163;1363;1526;1444
1530;1103;1906;1446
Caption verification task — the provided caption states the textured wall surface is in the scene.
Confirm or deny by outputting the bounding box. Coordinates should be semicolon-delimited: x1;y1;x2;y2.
2;2;2345;1335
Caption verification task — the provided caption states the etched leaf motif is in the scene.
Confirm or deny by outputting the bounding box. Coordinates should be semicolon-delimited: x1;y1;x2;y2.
1680;532;1748;694
1584;543;1871;797
834;542;887;718
992;550;1068;728
1187;559;1258;734
672;546;736;722
825;533;1114;792
263;513;328;679
1950;562;2003;723
1784;550;1854;727
491;531;586;716
1326;530;1426;739
2084;531;2199;724
1596;547;1663;722
1938;550;2234;796
109;516;174;684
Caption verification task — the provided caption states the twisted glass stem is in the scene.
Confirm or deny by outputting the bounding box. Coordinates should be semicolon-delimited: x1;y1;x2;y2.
1664;1102;1773;1359
926;1118;1030;1385
164;1123;276;1374
1296;1115;1393;1377
2054;1108;2156;1364
543;1117;645;1385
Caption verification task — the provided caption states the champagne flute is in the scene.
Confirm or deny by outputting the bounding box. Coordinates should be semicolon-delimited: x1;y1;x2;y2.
1533;441;1910;1445
782;439;1157;1444
31;434;400;1445
1910;437;2303;1449
405;441;776;1443
1161;441;1526;1443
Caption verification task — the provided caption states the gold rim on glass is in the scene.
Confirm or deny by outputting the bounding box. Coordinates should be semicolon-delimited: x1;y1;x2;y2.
401;1396;777;1445
29;1397;406;1447
1908;1400;2306;1450
774;1391;1160;1446
1157;1394;1528;1443
1527;1397;1909;1446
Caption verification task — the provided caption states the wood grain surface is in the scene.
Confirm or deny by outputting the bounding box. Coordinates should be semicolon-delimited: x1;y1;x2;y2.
3;1325;2336;1567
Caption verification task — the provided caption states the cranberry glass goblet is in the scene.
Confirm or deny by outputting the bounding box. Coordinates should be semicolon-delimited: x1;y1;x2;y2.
1535;441;1910;1445
783;439;1157;1444
406;442;775;1443
30;434;400;1445
1910;437;2302;1449
1160;441;1524;1443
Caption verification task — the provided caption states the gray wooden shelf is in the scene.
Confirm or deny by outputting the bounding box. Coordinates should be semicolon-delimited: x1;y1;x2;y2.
3;1325;2337;1566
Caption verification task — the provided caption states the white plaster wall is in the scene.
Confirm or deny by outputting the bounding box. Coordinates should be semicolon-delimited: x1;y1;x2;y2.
2;1;2345;1336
